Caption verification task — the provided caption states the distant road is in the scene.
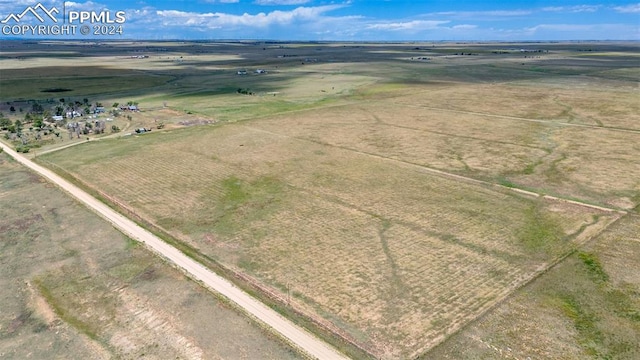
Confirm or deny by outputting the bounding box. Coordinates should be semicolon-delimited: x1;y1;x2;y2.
0;142;349;360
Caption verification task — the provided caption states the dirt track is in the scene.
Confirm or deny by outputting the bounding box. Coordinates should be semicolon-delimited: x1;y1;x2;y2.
0;142;349;360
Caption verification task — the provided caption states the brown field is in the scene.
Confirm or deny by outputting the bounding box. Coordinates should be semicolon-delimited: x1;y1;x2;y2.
248;97;639;208
3;40;639;358
0;152;302;359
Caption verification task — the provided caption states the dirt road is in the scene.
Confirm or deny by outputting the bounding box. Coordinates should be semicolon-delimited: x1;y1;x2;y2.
0;142;349;360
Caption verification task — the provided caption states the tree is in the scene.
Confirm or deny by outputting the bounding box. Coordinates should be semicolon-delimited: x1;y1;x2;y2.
112;102;119;108
34;118;44;129
9;106;15;112
83;98;89;105
0;117;11;130
31;102;43;114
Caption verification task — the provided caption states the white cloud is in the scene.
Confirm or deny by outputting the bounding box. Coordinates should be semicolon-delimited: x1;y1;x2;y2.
203;0;240;3
613;3;640;13
520;23;639;40
542;5;601;13
526;24;596;32
432;10;532;18
0;0;41;5
366;20;449;31
0;0;53;16
63;1;108;10
154;5;345;29
254;0;311;5
64;1;637;41
452;24;477;30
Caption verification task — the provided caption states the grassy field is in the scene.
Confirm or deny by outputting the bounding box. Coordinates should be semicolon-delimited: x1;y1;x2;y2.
38;109;621;358
428;214;640;360
0;152;303;359
3;40;639;358
249;95;639;209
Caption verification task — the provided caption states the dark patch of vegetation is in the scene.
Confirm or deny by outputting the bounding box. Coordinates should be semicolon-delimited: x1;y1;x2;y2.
517;203;565;254
237;88;254;95
210;176;284;236
578;251;609;283
560;294;604;357
15;145;30;153
497;177;517;188
41;88;73;93
33;278;101;341
523;160;543;175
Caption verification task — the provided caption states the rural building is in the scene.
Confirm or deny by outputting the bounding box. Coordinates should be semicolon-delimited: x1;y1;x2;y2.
120;105;140;111
65;110;82;118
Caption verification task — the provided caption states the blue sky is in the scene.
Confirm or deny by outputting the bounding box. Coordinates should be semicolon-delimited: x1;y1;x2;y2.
0;0;638;40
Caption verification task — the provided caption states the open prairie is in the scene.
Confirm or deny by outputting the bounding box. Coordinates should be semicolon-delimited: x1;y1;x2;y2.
2;40;639;358
0;152;302;359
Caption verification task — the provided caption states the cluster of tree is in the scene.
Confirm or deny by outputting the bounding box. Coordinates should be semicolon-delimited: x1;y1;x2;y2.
65;120;108;139
0;115;12;131
1;118;23;134
237;88;254;95
2;116;59;151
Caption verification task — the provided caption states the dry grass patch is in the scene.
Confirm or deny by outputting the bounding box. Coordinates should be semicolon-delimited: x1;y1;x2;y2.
248;101;551;177
511;126;640;208
0;153;303;359
248;99;639;209
39;124;619;358
394;81;640;130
